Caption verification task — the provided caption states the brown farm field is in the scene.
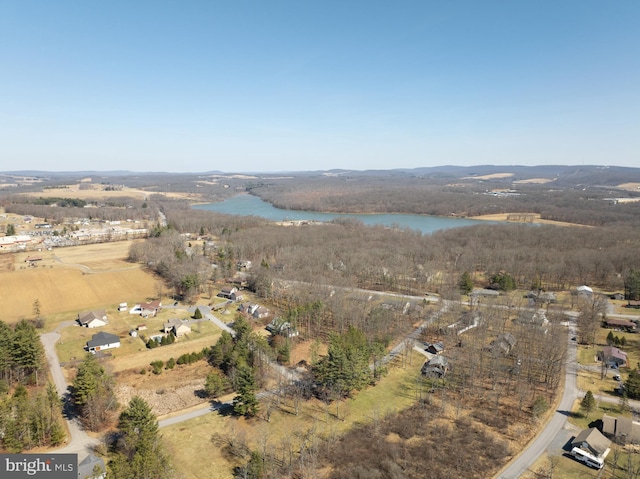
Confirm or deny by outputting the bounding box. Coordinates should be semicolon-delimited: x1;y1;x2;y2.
0;241;160;323
19;183;199;201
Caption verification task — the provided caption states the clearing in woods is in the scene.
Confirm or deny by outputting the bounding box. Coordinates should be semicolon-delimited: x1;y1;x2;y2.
0;241;159;323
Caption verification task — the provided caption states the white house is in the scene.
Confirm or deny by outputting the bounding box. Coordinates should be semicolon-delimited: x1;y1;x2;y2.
77;310;108;328
86;332;120;353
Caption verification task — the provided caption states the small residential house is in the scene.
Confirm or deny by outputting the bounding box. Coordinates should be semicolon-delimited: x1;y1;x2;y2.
218;287;238;299
163;318;191;337
603;318;637;332
238;303;257;315
139;300;162;318
77;310;108;328
425;341;445;355
602;414;640;444
517;309;548;328
598;346;629;368
266;317;299;337
238;303;269;319
571;427;611;462
163;318;182;334
627;300;640;309
489;333;517;356
174;322;191;337
86;332;120;353
421;355;449;377
252;306;270;319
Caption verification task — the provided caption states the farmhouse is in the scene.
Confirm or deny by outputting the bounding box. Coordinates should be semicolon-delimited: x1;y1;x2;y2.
77;310;108;328
86;332;120;353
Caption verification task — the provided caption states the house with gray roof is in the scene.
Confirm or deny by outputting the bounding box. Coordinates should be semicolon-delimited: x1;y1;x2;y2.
572;427;611;460
421;355;449;377
77;309;108;328
86;332;120;353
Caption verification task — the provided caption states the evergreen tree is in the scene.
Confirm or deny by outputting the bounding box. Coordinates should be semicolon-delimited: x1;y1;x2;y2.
6;223;16;236
606;331;615;346
625;369;640;400
193;307;203;319
108;396;173;479
233;365;259;417
0;321;15;382
624;269;640;301
580;390;596;417
490;272;517;291
313;327;374;397
72;354;118;431
204;368;228;398
11;319;45;384
459;271;474;295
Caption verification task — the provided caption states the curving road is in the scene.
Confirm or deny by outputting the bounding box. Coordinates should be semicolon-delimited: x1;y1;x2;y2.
41;323;101;461
496;323;579;479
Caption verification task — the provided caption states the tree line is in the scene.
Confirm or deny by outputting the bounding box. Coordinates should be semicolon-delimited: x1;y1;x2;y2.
0;320;65;452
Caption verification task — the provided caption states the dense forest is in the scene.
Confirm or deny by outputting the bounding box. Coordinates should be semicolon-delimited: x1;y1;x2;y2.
248;176;640;227
0;320;65;452
159;199;640;296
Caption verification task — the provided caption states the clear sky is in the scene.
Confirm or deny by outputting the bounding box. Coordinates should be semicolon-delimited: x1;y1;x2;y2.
1;1;638;173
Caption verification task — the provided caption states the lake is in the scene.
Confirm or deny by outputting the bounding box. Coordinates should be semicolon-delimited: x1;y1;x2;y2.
193;194;493;235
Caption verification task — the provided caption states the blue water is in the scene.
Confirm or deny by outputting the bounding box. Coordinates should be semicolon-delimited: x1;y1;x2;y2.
193;194;493;235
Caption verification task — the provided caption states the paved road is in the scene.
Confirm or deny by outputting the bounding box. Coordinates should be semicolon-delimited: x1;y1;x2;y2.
40;323;101;461
496;322;579;479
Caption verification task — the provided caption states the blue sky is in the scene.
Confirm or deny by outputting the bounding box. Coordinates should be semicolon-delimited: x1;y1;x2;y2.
1;1;638;172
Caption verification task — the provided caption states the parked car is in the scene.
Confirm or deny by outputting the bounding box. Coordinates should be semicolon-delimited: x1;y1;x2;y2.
613;374;621;381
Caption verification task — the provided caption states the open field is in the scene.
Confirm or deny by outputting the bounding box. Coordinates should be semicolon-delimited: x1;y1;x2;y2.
19;183;200;201
512;178;556;184
0;267;159;323
0;241;161;323
162;350;426;479
617;182;640;192
469;212;587;227
463;173;514;180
